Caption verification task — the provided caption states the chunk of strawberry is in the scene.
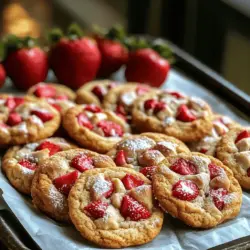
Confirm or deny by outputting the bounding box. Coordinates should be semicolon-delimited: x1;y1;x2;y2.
115;104;126;116
34;85;56;98
84;104;102;113
97;120;123;137
144;99;157;110
77;113;93;130
115;150;127;166
208;163;222;180
170;158;197;175
136;85;150;95
172;180;199;201
154;101;166;113
50;103;61;112
121;174;144;190
92;179;114;199
176;104;196;122
36;141;61;156
120;195;151;221
235;130;250;143
71;154;94;172
91;85;106;101
5;97;16;111
210;188;228;210
140;166;157;180
56;95;68;100
7;112;22;126
18;159;37;170
167;91;184;99
200;148;208;154
84;200;109;219
13;97;24;107
31;110;54;122
53;170;79;195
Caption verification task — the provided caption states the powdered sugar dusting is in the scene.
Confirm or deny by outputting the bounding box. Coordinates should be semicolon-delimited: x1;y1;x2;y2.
177;181;196;195
191;156;210;173
30;115;44;127
16;122;28;134
49;185;65;211
120;137;154;151
164;117;175;126
157;141;177;153
120;91;137;106
20;166;34;176
223;193;236;204
93;176;112;195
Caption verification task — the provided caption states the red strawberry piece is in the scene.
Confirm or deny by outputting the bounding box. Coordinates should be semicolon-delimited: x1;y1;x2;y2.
0;64;6;88
91;85;106;101
120;195;151;221
176;104;196;122
115;104;126;116
154;101;166;113
247;168;250;177
31;110;54;122
56;94;68;100
7;112;22;126
121;174;144;190
0;123;8;129
84;200;109;219
136;85;150;95
125;48;170;87
71;154;94;172
53;170;79;195
167;91;184;99
18;159;37;170
5;97;16;111
140;166;157;180
84;104;102;113
50;103;61;112
200;148;208;154
77;113;93;130
235;130;250;143
172;180;199;201
34;85;56;98
103;179;114;198
210;188;228;210
13;97;24;107
36;141;61;156
208;163;222;179
144;99;157;110
115;150;127;166
97;120;123;137
170;158;197;175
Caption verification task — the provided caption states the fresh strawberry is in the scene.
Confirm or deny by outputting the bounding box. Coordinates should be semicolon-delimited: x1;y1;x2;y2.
50;103;61;112
53;170;79;195
36;141;61;156
84;200;109;219
91;85;106;101
13;97;24;107
154;101;166;113
176;104;196;122
210;188;228;210
97;120;123;137
144;99;157;110
199;148;208;154
71;154;94;172
170;158;197;175
0;64;6;88
31;110;54;122
235;130;250;143
7;112;22;126
34;84;56;98
208;163;222;180
172;180;199;201
18;159;37;170
77;113;93;130
84;104;102;113
115;104;126;116
167;91;184;99
3;35;48;90
115;150;127;166
121;174;144;190
49;24;101;89
140;166;157;180
136;85;150;95
120;195;151;221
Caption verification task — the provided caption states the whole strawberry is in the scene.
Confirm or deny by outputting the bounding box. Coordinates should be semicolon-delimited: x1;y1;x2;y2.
0;63;6;88
49;24;101;89
3;35;48;90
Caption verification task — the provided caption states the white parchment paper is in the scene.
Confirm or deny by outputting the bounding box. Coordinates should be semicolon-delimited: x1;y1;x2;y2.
0;69;249;250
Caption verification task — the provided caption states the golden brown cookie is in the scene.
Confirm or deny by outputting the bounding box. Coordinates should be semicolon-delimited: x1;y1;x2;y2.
132;90;213;142
153;152;242;228
2;137;77;195
31;149;116;222
0;94;60;146
63;104;131;153
68;167;164;248
216;127;250;189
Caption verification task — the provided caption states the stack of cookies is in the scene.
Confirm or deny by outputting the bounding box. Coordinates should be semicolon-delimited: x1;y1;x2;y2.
1;80;248;248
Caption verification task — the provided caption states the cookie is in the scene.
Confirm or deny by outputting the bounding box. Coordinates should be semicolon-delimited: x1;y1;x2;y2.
107;132;190;175
188;114;238;155
2;137;77;194
68;167;164;248
132;90;213;142
0;94;60;146
216;127;250;189
153;152;242;228
31;149;116;222
63;104;131;153
76;80;118;105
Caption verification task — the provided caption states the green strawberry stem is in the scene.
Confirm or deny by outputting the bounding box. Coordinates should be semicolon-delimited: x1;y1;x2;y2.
152;43;175;63
48;28;64;44
67;23;83;40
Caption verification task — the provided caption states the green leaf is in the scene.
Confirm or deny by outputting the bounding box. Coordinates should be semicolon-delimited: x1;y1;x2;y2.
67;23;83;40
48;28;64;44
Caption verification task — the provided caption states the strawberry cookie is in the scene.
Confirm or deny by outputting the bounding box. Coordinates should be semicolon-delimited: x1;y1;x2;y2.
2;137;77;194
76;80;118;105
0;94;60;146
68;167;163;248
153;153;242;228
107;132;190;174
31;149;115;222
63;104;130;153
132;90;213;142
216;127;250;189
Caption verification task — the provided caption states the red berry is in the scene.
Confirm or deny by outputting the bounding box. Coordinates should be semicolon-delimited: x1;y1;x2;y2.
7;112;22;126
176;104;196;122
97;120;123;137
91;85;106;101
13;97;24;107
115;150;127;166
18;159;37;170
154;101;166;113
120;195;151;221
0;64;6;88
36;141;61;156
136;85;150;95
84;104;102;113
210;188;228;210
167;91;184;99
31;110;54;122
172;180;199;201
77;113;93;130
170;158;197;175
84;200;109;219
144;99;157;110
235;130;250;143
140;166;157;180
5;97;16;111
208;163;222;180
56;95;68;100
71;154;94;172
115;104;126;116
53;170;79;195
121;174;144;190
200;148;208;154
34;85;56;98
50;103;61;112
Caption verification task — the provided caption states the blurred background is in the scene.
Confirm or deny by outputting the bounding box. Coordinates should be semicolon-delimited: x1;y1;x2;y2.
0;0;250;95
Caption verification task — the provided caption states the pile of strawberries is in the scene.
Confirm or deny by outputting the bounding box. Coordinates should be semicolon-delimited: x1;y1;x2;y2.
0;24;174;90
